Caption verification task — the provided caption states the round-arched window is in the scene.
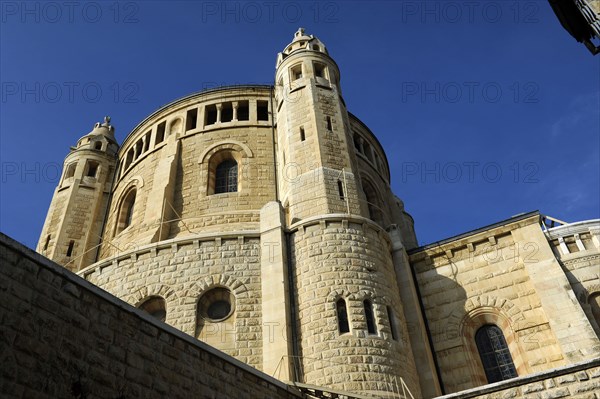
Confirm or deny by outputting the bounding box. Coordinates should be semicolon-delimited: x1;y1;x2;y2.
138;296;166;322
208;300;231;319
198;287;235;322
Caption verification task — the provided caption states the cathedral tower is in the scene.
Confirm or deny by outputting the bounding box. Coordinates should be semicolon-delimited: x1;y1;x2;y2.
275;29;423;397
274;28;364;220
37;117;118;272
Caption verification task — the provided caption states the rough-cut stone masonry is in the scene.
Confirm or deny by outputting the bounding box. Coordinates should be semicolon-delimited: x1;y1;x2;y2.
0;233;304;399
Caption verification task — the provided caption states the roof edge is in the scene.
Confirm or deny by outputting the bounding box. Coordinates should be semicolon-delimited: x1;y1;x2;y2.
408;211;541;255
122;84;274;146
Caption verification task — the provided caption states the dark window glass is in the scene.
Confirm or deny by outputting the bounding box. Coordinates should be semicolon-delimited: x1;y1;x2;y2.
257;101;269;121
336;299;350;334
475;325;518;383
208;300;231;320
139;296;166;322
215;159;238;194
66;240;74;257
186;108;198;131
237;101;249;121
156;122;166;143
364;300;377;334
205;105;218;125
337;180;345;200
198;287;235;322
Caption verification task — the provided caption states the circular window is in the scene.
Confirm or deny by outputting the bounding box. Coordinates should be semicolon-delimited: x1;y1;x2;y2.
208;300;231;319
138;296;166;322
198;287;235;322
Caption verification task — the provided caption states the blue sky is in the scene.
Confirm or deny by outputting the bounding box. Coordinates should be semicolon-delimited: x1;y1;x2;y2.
1;1;599;249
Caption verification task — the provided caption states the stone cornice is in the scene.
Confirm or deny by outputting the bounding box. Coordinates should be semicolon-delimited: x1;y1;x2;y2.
408;212;541;261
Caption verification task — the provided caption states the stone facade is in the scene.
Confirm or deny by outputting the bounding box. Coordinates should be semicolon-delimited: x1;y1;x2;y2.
408;213;600;395
0;233;305;398
31;29;600;399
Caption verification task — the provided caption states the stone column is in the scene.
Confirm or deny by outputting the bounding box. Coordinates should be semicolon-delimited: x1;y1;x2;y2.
389;225;442;398
144;134;181;243
260;201;293;380
232;101;238;121
216;103;222;124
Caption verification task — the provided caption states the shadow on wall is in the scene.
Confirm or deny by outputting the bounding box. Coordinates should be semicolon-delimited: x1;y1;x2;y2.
415;259;532;394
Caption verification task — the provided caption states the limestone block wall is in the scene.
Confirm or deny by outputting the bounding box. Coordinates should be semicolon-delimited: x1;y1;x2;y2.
100;86;275;260
171;124;276;235
100;143;162;257
39;148;116;271
81;235;264;370
409;213;600;394
546;220;600;336
37;190;67;257
349;114;418;248
275;45;369;224
289;217;422;398
0;233;304;399
276;83;360;221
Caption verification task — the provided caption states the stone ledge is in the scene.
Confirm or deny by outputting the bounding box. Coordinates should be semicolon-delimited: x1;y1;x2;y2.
435;357;600;399
78;229;261;277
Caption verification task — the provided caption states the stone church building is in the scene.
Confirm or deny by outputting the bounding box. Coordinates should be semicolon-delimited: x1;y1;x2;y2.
3;29;598;398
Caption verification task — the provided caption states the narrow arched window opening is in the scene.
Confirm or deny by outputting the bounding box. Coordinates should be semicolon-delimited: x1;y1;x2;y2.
291;64;303;81
362;180;383;225
337;180;345;200
475;325;517;383
124;148;134;170
85;161;99;178
387;306;398;341
117;189;136;234
139;296;166;322
65;163;76;179
353;134;361;152
336;299;350;334
125;196;135;227
313;62;326;79
364;299;377;335
66;240;74;257
215;159;238;194
257;101;269;121
156;121;166;144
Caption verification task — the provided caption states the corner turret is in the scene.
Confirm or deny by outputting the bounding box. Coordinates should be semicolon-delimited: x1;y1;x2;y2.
37;117;119;271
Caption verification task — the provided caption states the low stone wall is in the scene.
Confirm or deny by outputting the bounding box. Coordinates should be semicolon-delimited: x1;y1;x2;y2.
435;357;600;399
0;232;304;399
